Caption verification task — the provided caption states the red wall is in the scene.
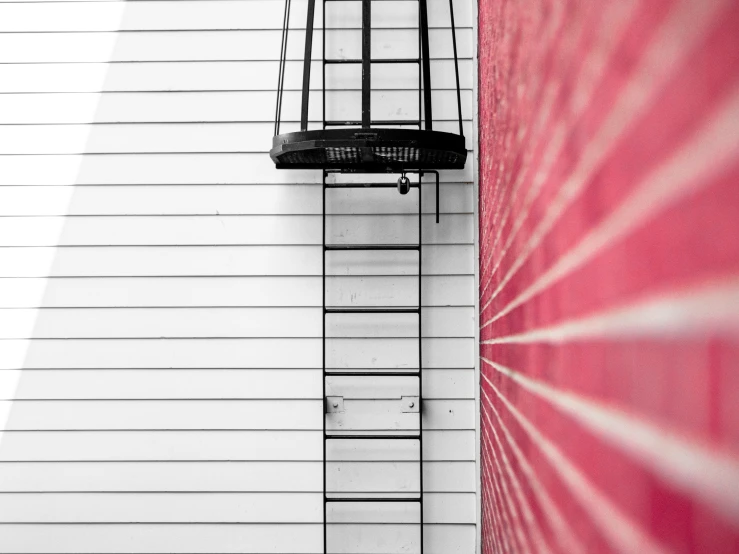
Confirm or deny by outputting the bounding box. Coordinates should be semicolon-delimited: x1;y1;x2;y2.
478;1;739;552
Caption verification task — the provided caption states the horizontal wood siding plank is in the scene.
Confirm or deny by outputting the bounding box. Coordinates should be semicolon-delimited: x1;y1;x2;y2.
0;154;474;185
0;523;474;554
0;0;473;32
0;307;474;338
0;90;473;124
0;215;473;246
0;29;473;63
0;276;475;308
0;245;474;277
0;60;474;93
0;461;475;493
0;183;473;216
0;122;473;154
0;430;475;461
0;369;473;400
0;492;474;524
0;399;473;431
0;338;473;369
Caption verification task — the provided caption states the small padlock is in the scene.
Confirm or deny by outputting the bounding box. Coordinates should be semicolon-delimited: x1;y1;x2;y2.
397;174;411;195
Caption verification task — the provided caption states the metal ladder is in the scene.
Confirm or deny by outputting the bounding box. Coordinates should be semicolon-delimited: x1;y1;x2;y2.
322;170;426;554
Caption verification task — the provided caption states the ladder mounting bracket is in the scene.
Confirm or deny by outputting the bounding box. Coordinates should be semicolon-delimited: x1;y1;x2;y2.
401;396;420;413
326;396;345;413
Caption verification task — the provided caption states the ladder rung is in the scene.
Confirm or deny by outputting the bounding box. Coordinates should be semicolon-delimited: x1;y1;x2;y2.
324;120;421;126
325;244;419;251
325;497;422;503
325;434;420;440
324;183;420;189
324;58;419;64
325;371;420;377
325;307;419;314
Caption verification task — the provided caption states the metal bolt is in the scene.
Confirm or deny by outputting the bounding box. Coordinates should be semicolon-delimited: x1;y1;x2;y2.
332;402;339;408
409;401;415;408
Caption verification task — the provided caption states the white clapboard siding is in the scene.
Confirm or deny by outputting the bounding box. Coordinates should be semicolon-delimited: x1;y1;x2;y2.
0;370;472;400
0;492;474;524
0;29;474;63
0;0;472;32
0;461;475;492
0;245;474;276
0;307;474;338
0;338;474;369
0;524;474;554
0;0;477;549
0;276;475;308
0;60;474;93
0;122;474;154
0;183;473;215
0;153;474;185
0;399;470;431
0;215;473;246
0;91;473;124
0;430;476;461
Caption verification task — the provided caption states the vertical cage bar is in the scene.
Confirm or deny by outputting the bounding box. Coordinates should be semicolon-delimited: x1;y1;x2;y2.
418;173;424;554
361;0;371;128
300;0;317;131
322;0;327;129
418;0;432;130
417;4;422;129
448;0;463;136
322;171;327;553
274;0;291;135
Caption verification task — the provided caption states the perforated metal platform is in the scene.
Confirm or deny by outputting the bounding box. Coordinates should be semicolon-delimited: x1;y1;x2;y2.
270;128;467;171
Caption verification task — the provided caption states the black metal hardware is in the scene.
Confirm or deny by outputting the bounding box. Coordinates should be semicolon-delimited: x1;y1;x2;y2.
325;434;421;440
326;497;422;503
325;307;420;313
324;244;420;251
322;170;424;553
272;0;466;173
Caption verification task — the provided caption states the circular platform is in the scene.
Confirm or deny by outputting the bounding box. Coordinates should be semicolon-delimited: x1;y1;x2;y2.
270;128;467;171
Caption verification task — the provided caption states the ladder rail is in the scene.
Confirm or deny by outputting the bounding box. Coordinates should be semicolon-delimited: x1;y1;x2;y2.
322;172;424;554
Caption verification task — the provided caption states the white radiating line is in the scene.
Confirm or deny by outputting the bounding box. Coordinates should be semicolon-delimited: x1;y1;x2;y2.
479;452;503;554
482;370;671;554
481;384;585;554
480;432;512;553
480;397;549;554
486;358;739;527
479;0;637;299
483;85;739;329
482;0;729;311
481;423;524;553
482;280;739;345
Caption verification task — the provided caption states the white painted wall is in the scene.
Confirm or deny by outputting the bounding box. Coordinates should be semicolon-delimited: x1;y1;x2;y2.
0;0;477;552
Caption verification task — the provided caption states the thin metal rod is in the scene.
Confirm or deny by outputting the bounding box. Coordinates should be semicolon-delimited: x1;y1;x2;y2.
274;0;291;135
325;371;420;376
324;244;420;251
361;0;371;128
448;0;463;136
417;5;422;129
322;170;327;554
324;120;420;126
300;0;317;131
324;58;420;64
418;173;424;554
322;0;326;130
325;307;420;313
325;434;421;440
326;497;422;503
418;0;433;130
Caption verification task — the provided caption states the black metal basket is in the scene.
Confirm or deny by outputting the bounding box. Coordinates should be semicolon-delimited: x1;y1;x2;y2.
271;0;467;172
